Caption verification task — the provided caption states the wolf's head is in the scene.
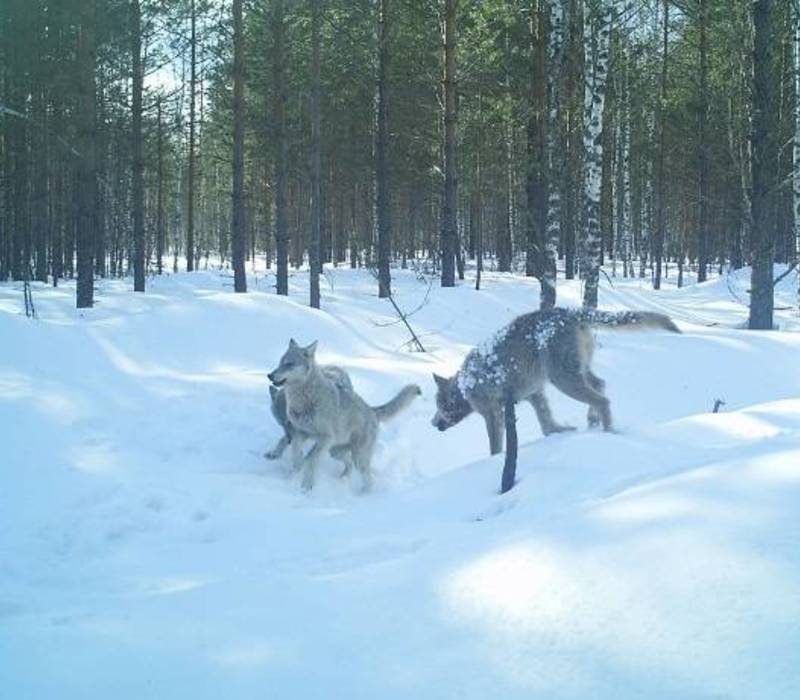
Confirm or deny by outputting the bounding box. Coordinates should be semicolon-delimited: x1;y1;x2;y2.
431;373;472;431
268;339;318;387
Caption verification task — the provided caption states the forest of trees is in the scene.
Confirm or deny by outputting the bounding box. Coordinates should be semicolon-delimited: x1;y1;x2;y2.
1;0;798;328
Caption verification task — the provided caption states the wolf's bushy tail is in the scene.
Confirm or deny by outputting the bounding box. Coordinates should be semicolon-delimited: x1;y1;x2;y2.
373;384;422;421
578;309;680;333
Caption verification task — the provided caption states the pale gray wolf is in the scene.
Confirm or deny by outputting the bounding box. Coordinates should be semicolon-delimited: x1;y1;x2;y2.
268;339;422;491
265;366;352;460
431;308;680;455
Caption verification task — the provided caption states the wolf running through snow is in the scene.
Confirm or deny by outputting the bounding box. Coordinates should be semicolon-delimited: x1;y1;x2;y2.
431;308;680;455
268;339;421;491
265;365;352;461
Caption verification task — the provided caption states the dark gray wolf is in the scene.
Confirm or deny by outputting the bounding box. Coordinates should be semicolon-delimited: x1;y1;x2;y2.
431;308;680;454
268;339;421;491
265;366;352;460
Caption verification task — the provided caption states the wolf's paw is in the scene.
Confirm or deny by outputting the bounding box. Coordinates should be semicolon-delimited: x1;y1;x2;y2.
300;475;315;492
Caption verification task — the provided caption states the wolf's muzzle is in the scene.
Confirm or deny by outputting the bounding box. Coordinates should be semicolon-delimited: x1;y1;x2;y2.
432;417;448;431
268;372;285;387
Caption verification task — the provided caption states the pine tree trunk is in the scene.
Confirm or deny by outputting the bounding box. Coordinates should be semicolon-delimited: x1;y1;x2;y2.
748;0;775;330
32;88;48;283
131;0;145;292
9;56;28;283
231;0;247;293
187;0;197;272
0;19;8;282
697;0;709;283
51;102;64;285
475;93;484;291
653;0;667;291
309;0;322;306
95;75;108;278
526;0;548;286
441;0;457;288
274;0;289;296
76;0;96;308
376;0;391;297
581;1;611;308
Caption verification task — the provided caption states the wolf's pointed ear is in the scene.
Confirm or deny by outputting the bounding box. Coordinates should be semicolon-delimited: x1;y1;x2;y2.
433;373;448;389
305;340;318;356
289;338;298;349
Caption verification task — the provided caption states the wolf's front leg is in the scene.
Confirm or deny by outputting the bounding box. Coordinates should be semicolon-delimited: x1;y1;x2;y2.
291;434;306;473
300;435;333;491
265;434;290;460
483;410;505;455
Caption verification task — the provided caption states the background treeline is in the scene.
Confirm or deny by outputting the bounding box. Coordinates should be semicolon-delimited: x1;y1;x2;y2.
0;0;797;327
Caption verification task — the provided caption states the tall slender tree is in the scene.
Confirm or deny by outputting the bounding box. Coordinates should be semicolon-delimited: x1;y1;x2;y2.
749;0;775;329
231;0;246;293
76;0;97;309
581;0;611;308
309;0;322;307
441;0;457;288
187;0;197;272
542;0;565;309
132;0;145;292
793;0;800;312
696;0;709;283
156;97;165;275
376;0;392;298
526;0;548;288
562;0;582;280
273;0;289;296
653;0;668;291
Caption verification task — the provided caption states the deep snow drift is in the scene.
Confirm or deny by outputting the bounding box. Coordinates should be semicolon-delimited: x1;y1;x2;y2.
1;263;799;699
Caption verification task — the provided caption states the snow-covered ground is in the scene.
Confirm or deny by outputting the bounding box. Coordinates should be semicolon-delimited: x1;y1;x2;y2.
1;263;799;699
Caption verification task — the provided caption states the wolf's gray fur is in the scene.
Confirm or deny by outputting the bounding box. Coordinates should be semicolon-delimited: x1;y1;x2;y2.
265;366;352;460
431;308;679;455
268;339;421;491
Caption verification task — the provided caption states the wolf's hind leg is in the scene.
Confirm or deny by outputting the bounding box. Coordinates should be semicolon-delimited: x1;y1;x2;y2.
528;392;575;435
351;435;376;492
585;372;607;429
330;444;354;477
550;371;613;432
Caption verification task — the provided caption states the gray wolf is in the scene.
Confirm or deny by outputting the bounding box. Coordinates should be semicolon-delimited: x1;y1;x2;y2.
268;339;422;491
265;366;352;460
431;308;679;454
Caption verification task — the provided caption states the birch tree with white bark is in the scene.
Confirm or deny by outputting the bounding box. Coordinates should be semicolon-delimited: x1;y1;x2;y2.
616;38;632;278
581;0;612;309
542;0;565;309
794;0;800;312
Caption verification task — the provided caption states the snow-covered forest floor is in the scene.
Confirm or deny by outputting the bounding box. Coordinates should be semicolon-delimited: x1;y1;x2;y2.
2;263;799;699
